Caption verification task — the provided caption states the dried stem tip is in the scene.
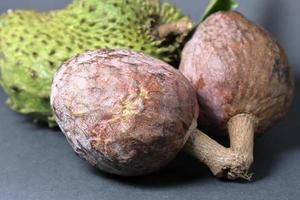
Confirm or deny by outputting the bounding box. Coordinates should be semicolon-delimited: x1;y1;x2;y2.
185;114;256;180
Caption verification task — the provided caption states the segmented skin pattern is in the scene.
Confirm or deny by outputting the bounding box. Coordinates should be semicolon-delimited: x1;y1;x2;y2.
51;49;198;175
0;0;190;125
180;11;294;134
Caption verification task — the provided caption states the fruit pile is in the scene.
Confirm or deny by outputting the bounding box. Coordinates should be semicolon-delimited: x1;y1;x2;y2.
0;0;192;126
0;0;294;180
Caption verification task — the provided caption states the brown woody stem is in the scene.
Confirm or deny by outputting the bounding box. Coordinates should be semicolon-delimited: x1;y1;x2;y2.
184;113;256;180
156;18;193;39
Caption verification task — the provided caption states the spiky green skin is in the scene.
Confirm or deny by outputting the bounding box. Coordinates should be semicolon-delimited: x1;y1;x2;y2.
0;0;190;126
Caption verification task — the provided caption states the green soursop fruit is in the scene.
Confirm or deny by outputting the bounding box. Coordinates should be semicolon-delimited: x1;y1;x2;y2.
0;0;192;126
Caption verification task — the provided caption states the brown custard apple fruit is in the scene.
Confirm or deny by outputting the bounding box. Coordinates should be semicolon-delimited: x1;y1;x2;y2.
180;11;294;180
50;49;200;176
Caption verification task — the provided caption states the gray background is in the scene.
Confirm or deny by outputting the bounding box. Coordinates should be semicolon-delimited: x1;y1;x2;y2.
0;1;299;200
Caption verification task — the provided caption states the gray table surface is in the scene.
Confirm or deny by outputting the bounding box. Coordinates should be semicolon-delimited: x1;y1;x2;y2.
1;1;300;200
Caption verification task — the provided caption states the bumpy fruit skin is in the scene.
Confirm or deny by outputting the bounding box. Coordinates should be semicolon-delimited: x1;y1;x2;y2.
180;11;294;134
51;49;198;176
0;0;191;126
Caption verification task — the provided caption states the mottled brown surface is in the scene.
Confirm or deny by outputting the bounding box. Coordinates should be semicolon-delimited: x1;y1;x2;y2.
180;11;294;134
51;49;198;176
